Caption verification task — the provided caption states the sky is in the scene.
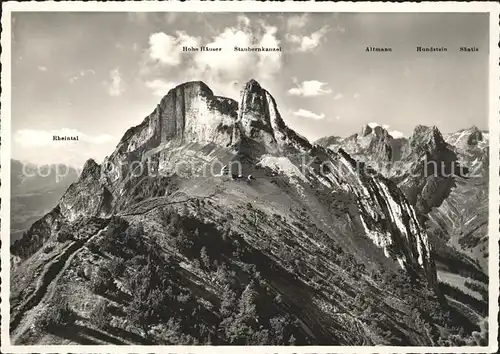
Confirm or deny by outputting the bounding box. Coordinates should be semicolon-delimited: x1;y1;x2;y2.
11;12;490;167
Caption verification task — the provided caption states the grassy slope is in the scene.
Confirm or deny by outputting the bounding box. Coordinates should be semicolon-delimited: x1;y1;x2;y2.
10;173;484;346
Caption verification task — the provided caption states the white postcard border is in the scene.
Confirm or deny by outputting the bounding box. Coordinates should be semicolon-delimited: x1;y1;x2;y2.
1;1;499;353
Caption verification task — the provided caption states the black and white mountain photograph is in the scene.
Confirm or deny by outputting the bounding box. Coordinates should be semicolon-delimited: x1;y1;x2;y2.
3;7;497;350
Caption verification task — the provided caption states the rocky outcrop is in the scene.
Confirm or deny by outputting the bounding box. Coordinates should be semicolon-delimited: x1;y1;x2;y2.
316;125;406;167
59;159;113;222
117;81;239;154
302;146;436;285
318;124;472;218
444;126;489;171
315;135;343;149
428;126;490;271
396;126;463;215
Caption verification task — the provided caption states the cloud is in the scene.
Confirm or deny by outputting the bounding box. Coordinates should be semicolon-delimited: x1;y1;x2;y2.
13;129;117;167
288;80;332;97
292;109;325;120
68;69;95;84
287;14;309;29
190;18;281;98
353;93;360;100
237;15;251;27
107;68;125;97
255;25;282;80
145;79;176;97
14;128;115;148
389;130;404;138
38;66;48;72
333;24;346;33
143;17;282;99
333;93;344;100
286;26;329;52
367;122;405;138
368;122;390;129
80;69;95;77
148;31;199;66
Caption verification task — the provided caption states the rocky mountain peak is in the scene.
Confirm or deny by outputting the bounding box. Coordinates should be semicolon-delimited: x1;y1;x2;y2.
81;158;101;178
465;126;483;145
244;79;263;93
360;124;373;137
238;80;274;133
410;125;446;151
361;124;392;139
162;80;214;101
237;79;287;156
373;125;390;138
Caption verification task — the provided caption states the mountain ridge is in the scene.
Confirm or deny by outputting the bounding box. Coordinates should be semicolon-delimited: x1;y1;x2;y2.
10;79;488;346
14;79;436;282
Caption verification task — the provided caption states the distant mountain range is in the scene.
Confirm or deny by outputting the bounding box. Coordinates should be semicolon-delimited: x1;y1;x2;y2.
10;160;79;243
316;124;489;273
10;80;489;346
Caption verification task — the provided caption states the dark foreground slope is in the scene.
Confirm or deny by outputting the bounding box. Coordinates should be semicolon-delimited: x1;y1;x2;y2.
10;80;488;346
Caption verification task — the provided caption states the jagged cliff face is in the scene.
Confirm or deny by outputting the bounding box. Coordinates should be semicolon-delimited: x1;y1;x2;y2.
315;125;409;177
444;126;489;172
428;127;489;271
396;125;462;215
318;125;463;216
316;124;489;278
59;159;113;222
118;81;239;152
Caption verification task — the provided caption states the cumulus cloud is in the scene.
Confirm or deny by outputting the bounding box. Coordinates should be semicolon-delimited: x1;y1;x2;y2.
286;26;329;52
333;93;344;100
37;66;47;72
237;15;251;27
288;80;332;97
107;68;125;97
145;79;176;97
353;93;360;100
292;109;325;120
144;16;282;98
148;31;199;66
14;128;115;148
